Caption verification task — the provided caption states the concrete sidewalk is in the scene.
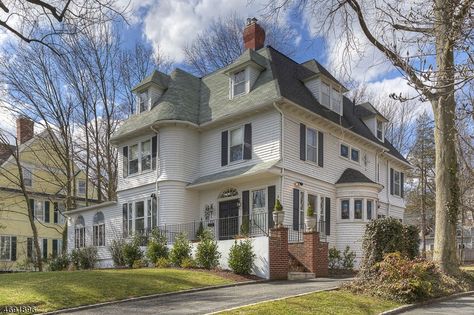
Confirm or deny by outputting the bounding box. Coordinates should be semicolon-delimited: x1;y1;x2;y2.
399;293;474;314
57;278;347;315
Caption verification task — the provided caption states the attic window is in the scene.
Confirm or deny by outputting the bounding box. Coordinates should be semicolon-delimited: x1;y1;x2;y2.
138;91;149;114
231;69;248;98
376;120;384;141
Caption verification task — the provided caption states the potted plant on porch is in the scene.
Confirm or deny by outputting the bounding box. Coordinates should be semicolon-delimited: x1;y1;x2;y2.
305;203;316;232
272;197;285;227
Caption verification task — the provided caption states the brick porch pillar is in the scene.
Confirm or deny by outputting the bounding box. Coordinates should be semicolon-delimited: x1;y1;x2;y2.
303;231;329;277
269;227;288;280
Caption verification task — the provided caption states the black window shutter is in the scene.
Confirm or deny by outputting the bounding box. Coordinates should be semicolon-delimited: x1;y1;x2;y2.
325;197;331;236
123;146;129;178
11;236;16;261
401;172;405;198
267;186;276;229
53;202;59;224
243;124;252;160
152;135;158;170
300;124;306;161
390;168;394;195
44;201;50;223
221;130;228;166
122;203;128;237
43;239;48;260
52;239;58;258
293;188;300;230
27;238;32;259
318;131;324;167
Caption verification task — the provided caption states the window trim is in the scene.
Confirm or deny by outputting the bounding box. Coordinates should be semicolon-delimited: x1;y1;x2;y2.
318;79;343;115
138;90;149;114
230;68;249;99
306;127;319;164
125;137;156;177
228;125;244;164
351;148;360;163
340;143;349;159
354;199;363;220
339;142;361;164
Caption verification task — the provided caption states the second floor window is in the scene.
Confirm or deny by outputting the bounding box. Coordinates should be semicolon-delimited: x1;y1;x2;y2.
123;136;158;178
129;144;139;175
230;127;243;162
394;170;401;196
141;140;151;171
340;144;349;158
351;148;360;162
306;128;318;163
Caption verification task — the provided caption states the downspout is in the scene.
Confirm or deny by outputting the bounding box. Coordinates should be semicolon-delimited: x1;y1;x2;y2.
151;125;160;225
273;102;285;206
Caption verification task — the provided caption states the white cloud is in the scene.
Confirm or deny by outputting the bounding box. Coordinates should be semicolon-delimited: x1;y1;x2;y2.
130;0;275;62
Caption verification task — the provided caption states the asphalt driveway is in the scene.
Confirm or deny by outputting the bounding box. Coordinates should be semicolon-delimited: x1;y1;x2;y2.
401;293;474;314
57;278;347;315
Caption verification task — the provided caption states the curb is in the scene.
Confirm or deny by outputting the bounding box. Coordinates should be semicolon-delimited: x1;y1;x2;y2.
41;279;267;314
380;290;474;314
206;286;340;314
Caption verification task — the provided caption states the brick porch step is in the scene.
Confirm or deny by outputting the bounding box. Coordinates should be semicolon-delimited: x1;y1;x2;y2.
288;272;315;280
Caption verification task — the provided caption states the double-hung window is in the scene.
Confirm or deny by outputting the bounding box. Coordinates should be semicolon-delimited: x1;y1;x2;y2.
129;144;139;175
23;167;33;187
331;88;342;114
229;127;243;163
138;91;148;113
141;140;152;171
93;212;105;247
0;236;12;260
74;216;86;248
394;170;401;196
354;199;363;219
366;200;373;220
341;199;350;219
306;128;318;163
135;201;145;233
32;200;44;222
377;120;384;141
232;70;246;97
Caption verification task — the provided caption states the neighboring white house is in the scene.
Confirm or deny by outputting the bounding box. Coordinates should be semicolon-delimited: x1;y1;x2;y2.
66;18;411;277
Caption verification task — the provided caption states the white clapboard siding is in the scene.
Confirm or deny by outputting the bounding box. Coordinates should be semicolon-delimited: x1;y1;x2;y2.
158;180;199;225
117;133;158;192
304;78;320;102
198;110;281;177
149;86;163;105
158;126;200;183
283;115;377;185
248;66;261;90
335;221;367;267
389;205;404;220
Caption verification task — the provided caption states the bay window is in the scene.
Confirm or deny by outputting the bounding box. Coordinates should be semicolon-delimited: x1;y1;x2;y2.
367;200;373;220
341;199;350;219
354;199;363;219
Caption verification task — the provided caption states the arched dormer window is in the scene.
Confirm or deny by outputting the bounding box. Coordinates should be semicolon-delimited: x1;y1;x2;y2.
93;212;105;247
74;216;85;249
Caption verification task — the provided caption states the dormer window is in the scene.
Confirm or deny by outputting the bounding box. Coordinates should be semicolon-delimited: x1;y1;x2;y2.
232;69;247;98
321;82;330;107
304;78;343;115
138;91;149;114
376;120;384;141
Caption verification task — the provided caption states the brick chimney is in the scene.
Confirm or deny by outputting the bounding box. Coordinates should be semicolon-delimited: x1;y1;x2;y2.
243;17;265;50
16;116;34;144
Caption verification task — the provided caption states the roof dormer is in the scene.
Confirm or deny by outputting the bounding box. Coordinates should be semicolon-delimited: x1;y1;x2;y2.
132;70;170;114
355;102;389;141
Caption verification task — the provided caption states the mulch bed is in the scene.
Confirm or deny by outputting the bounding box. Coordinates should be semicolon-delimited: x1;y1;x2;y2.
188;268;263;282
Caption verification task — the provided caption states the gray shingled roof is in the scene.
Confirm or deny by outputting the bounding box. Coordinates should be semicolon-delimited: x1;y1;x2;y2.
301;59;348;91
132;70;170;92
111;46;409;166
336;168;377;184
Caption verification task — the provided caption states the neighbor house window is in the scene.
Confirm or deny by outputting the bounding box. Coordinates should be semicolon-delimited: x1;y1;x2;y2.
77;180;86;195
321;82;330;107
0;236;12;261
141;139;151;171
93;212;105;247
354;199;363;219
367;200;373;220
138;91;149;113
340;144;349;158
377;120;384;141
129;144;139;175
229;126;243;162
31;199;44;222
23;167;33;187
351;148;360;162
341;199;350;219
135;201;145;233
394;170;401;196
306;128;318;163
74;216;85;249
232;69;247;97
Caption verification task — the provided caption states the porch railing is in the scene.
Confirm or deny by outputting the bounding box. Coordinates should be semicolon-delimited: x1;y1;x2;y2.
287;220;327;243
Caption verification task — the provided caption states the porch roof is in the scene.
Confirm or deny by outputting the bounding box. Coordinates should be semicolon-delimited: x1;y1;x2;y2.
187;160;281;190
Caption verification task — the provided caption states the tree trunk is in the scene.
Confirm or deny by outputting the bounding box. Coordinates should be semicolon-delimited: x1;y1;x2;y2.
432;0;460;274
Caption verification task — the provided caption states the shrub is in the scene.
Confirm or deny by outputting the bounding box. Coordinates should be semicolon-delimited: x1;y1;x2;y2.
307;203;314;217
123;235;143;268
196;221;205;240
328;247;342;269
345;252;468;303
240;217;250;236
70;247;98;270
132;259;145;269
361;217;420;275
146;229;168;264
196;229;221;269
180;257;196;269
110;238;127;267
342;246;356;270
48;253;70;271
169;233;191;267
155;257;170;268
228;239;255;275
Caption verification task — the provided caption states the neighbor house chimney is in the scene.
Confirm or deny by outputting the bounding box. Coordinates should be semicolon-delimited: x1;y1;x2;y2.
243;17;265;50
16;116;34;144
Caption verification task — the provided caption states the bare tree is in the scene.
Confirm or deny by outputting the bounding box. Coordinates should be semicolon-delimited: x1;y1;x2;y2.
184;12;298;76
265;0;473;274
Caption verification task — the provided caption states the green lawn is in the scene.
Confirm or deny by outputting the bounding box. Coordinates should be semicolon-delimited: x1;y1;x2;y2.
220;290;401;315
0;268;233;312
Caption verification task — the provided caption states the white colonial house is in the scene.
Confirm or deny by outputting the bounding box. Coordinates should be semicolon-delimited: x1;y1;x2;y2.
67;18;410;278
